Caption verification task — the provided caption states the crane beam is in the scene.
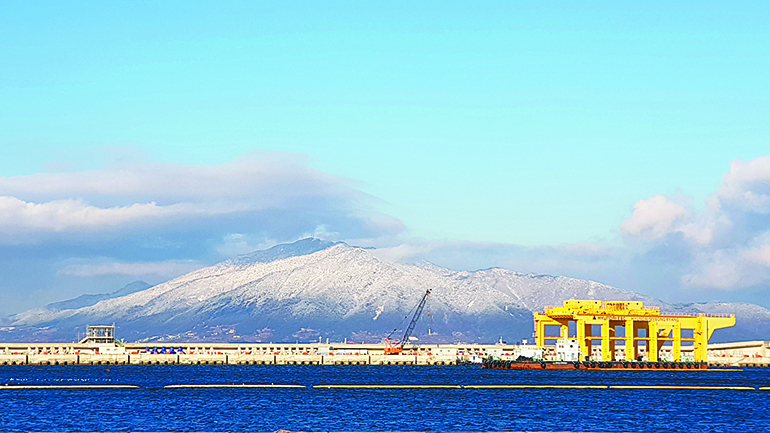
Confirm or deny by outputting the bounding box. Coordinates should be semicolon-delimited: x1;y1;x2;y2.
399;288;431;348
384;289;431;354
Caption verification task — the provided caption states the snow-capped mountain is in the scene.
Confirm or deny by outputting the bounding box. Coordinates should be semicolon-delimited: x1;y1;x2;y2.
225;238;340;267
8;241;531;342
5;239;770;343
46;281;152;311
426;266;656;312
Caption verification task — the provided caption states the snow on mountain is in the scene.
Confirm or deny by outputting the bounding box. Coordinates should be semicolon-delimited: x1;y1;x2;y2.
226;238;339;267
46;281;152;311
686;302;770;342
5;239;769;343
430;266;655;312
8;242;531;342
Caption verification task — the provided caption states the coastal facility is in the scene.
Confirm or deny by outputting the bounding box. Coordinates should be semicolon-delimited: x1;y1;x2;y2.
0;301;767;368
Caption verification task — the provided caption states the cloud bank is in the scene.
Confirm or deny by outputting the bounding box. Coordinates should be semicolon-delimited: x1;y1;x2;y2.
0;152;404;245
2;152;770;315
0;151;405;315
377;156;770;307
619;156;770;291
58;260;203;278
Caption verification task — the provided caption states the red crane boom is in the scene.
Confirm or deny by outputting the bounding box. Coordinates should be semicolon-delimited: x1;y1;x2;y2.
384;288;431;355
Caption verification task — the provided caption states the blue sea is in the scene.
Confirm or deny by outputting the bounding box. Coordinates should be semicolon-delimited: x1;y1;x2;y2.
1;365;767;432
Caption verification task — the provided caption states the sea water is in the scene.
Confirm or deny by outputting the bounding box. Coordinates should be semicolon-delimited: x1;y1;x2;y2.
0;365;767;432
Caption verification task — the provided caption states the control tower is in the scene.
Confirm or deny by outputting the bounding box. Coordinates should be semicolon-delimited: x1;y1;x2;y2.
534;300;735;363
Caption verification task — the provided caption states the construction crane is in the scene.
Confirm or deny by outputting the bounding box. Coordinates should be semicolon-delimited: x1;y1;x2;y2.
384;288;431;355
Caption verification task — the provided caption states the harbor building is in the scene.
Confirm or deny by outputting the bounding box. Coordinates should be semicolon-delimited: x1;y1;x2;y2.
79;325;116;344
534;300;736;362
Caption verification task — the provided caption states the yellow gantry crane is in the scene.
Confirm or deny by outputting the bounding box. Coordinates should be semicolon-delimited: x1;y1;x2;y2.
534;300;735;362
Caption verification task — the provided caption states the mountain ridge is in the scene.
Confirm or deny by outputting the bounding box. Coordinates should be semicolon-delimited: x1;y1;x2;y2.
46;281;152;311
5;239;769;343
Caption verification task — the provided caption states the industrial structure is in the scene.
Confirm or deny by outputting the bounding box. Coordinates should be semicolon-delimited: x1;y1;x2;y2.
3;302;764;368
79;325;116;344
384;288;431;354
534;300;736;363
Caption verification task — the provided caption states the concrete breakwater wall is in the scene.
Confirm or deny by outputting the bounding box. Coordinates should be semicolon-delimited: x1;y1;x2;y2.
1;340;768;367
0;342;467;366
2;353;457;366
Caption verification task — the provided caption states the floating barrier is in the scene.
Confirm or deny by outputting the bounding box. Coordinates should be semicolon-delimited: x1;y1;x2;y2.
2;383;765;390
596;367;743;372
468;384;758;390
165;384;305;388
697;369;744;372
464;384;608;389
610;385;755;390
313;384;462;389
0;385;138;389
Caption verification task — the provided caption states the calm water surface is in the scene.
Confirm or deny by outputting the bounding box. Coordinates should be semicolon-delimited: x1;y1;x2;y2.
1;365;768;432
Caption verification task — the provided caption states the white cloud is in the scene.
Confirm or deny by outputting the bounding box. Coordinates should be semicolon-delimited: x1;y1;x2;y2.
620;195;690;240
681;250;744;289
618;156;770;291
369;242;438;263
215;233;277;257
716;156;770;212
0;152;351;202
0;152;402;245
362;237;623;284
744;244;770;267
553;242;618;258
0;151;409;314
301;225;340;241
5;150;770;314
0;196;199;234
393;156;770;297
59;260;202;277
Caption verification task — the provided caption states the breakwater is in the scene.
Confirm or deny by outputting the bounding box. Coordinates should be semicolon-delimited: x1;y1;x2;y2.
1;340;768;367
0;342;464;366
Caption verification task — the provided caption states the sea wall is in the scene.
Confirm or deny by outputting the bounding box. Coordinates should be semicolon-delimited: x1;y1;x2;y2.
0;341;767;367
0;342;469;366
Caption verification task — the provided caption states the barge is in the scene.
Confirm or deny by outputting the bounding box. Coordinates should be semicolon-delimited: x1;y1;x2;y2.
483;359;708;370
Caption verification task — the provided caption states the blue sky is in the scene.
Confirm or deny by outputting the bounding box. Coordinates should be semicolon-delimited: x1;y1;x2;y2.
1;2;769;315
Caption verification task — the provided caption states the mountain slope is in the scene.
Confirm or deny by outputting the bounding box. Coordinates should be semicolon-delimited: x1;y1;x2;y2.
431;266;656;312
9;243;531;342
46;281;152;311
